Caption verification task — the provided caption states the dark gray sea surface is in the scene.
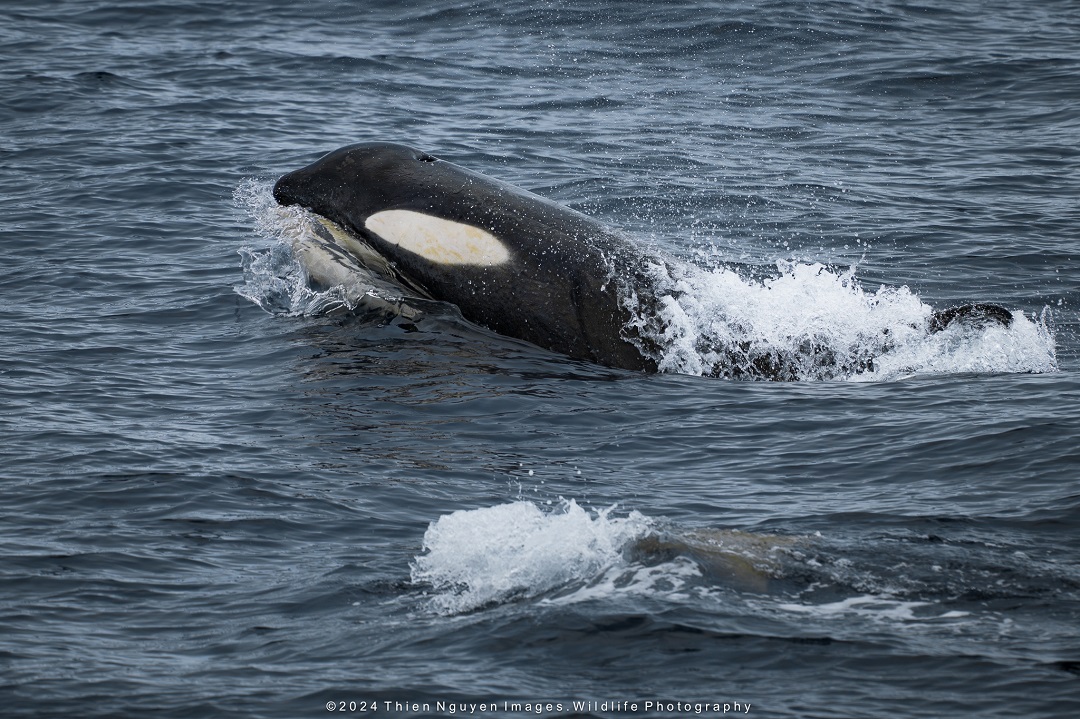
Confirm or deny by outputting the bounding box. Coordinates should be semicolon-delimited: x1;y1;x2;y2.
2;1;1078;717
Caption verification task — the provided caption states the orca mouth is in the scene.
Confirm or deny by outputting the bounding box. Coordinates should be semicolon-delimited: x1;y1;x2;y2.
272;172;302;208
296;210;436;302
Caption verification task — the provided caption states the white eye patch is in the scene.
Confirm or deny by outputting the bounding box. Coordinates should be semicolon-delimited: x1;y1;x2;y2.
364;210;510;266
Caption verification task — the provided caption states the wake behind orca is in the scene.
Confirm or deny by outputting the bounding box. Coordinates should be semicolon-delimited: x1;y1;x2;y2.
272;142;1015;380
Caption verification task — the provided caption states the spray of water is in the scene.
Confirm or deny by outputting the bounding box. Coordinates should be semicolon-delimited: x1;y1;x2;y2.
233;179;372;316
628;258;1056;380
410;500;653;614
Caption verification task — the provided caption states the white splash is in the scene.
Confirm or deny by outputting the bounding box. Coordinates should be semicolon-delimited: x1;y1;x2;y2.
852;306;1058;381
233;179;398;317
541;557;704;607
410;500;653;615
629;259;1057;381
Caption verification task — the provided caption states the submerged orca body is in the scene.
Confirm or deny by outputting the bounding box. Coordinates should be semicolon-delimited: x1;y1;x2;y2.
273;142;1013;377
273;142;657;371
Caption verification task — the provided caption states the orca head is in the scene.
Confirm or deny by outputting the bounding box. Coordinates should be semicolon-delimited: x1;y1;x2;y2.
273;143;514;269
272;142;441;228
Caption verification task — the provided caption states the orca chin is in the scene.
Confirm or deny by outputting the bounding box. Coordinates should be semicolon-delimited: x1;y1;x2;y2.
272;142;1016;379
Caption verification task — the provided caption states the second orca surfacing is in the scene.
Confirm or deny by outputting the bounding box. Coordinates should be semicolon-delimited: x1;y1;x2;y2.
272;142;1013;379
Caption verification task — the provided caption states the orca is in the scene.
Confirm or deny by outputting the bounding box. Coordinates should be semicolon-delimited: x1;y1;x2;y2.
927;302;1013;333
272;142;1013;378
273;142;658;371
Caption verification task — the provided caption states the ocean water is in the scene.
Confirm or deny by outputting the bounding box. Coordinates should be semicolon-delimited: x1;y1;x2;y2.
2;1;1079;717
